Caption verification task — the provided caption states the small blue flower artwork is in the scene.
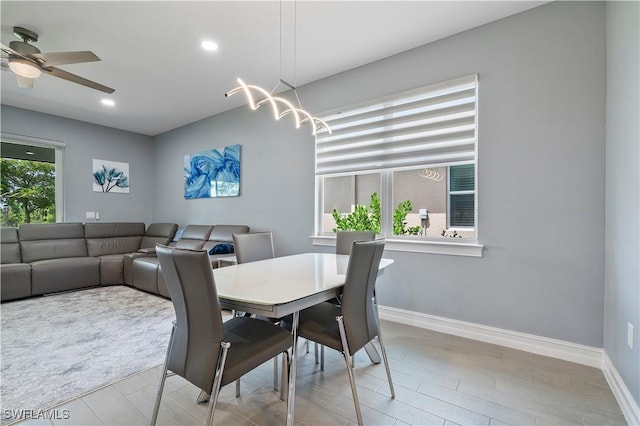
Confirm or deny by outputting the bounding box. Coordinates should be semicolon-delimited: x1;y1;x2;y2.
184;145;241;199
92;159;130;193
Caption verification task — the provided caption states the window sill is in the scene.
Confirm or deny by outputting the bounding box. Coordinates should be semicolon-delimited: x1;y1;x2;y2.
311;236;484;257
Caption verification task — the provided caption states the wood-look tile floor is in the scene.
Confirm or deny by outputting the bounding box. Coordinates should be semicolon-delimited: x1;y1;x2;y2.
16;320;626;426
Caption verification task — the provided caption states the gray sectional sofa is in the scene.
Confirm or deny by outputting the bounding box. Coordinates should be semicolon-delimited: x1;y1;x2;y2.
127;224;249;297
0;222;249;302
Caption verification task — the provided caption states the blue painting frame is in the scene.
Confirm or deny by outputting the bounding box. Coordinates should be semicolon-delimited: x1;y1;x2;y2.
184;145;241;199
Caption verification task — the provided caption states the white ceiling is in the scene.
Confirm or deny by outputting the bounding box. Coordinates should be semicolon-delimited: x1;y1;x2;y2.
1;1;545;136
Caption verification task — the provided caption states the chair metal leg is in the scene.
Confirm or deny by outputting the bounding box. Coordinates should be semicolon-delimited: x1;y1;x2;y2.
273;356;279;391
377;332;395;398
235;379;241;397
373;300;395;398
337;316;363;426
320;344;325;371
280;350;290;401
206;341;231;426
314;341;318;364
150;323;176;426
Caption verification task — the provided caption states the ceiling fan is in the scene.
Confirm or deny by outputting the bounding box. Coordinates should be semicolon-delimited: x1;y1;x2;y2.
1;26;115;94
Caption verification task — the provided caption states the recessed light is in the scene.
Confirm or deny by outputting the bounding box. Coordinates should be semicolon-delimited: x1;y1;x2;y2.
201;40;219;52
25;151;34;155
101;99;115;107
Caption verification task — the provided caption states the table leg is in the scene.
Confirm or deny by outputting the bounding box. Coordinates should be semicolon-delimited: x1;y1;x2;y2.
286;311;299;426
364;342;382;364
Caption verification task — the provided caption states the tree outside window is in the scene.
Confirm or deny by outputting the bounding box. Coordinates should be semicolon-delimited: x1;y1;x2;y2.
1;158;55;226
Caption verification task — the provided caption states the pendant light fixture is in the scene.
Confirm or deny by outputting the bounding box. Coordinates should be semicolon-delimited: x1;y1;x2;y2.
225;2;331;135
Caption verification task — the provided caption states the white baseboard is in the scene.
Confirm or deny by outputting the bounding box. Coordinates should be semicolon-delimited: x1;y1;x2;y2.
602;352;640;426
378;305;640;424
377;305;603;368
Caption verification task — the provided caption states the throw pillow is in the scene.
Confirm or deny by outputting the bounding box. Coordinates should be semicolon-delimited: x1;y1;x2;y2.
209;243;234;255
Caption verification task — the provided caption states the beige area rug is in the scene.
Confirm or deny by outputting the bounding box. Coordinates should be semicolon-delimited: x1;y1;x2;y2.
0;286;175;425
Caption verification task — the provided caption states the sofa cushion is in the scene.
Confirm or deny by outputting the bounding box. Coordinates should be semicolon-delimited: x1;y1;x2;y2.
0;263;31;301
174;225;213;250
19;223;87;262
19;222;85;241
203;225;250;253
84;222;145;257
31;257;100;295
1;228;22;264
99;254;127;285
86;236;143;257
140;223;178;249
209;225;250;243
84;222;145;238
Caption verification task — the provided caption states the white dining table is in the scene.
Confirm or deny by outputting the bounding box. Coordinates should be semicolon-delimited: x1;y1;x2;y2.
212;252;393;426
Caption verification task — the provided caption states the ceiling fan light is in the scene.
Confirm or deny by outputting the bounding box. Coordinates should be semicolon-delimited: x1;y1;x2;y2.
8;58;41;79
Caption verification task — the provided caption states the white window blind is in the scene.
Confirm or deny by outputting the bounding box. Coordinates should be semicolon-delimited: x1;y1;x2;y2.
315;74;477;175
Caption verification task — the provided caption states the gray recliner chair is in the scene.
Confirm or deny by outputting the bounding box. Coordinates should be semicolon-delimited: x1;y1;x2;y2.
151;245;292;426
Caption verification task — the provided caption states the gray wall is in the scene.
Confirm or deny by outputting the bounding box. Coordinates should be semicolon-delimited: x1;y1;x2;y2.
154;2;606;347
604;1;640;406
1;106;155;223
153;106;315;256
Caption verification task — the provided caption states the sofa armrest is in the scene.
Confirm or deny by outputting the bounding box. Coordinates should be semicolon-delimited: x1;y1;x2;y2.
137;247;157;255
123;251;157;285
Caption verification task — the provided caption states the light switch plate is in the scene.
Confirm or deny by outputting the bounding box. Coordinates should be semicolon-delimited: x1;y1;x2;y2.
85;211;96;220
628;323;634;349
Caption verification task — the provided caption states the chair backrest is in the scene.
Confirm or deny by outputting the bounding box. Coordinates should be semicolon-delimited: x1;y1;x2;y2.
336;230;376;255
232;232;274;264
156;245;224;393
341;239;385;353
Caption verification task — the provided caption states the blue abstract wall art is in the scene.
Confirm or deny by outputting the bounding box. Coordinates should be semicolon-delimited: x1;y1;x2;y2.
92;159;130;193
184;144;241;199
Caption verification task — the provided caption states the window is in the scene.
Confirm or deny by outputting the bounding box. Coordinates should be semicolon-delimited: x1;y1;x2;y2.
0;135;65;225
314;75;481;256
448;164;475;229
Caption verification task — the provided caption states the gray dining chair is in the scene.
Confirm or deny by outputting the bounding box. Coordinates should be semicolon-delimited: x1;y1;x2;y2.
151;245;292;426
314;230;377;368
232;232;274;264
295;239;395;426
231;231;283;393
336;230;376;255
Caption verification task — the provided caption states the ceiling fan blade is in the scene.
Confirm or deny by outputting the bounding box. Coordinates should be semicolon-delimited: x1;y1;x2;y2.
41;66;115;94
16;75;35;88
1;42;22;57
31;51;100;66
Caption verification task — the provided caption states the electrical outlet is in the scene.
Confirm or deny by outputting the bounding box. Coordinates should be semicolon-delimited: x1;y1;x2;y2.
85;211;95;220
628;323;634;350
